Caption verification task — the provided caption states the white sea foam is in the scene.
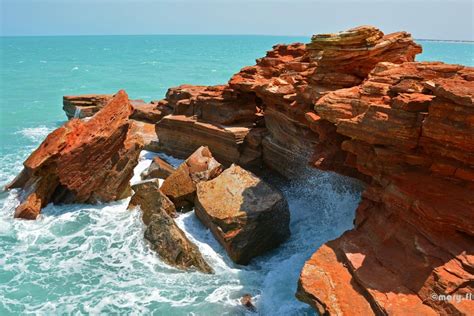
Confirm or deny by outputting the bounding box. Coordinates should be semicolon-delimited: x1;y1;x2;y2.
0;150;363;315
15;126;52;143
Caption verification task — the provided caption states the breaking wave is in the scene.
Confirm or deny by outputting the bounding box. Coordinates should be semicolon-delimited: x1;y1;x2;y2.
0;151;363;315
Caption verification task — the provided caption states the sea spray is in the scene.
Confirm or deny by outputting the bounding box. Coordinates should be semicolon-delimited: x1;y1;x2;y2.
0;150;363;315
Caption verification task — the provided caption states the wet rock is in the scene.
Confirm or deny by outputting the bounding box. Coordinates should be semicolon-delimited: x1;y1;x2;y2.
160;146;223;211
194;164;290;264
240;294;256;312
144;211;213;274
128;178;212;273
7;90;143;219
128;179;176;222
62;94;113;119
140;156;175;180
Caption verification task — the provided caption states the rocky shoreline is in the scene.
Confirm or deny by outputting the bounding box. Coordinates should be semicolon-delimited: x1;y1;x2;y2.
6;26;473;315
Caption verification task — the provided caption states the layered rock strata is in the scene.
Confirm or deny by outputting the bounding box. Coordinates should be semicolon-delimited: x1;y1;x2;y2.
63;94;113;119
155;85;264;168
297;62;474;315
194;164;290;264
128;179;212;273
7;90;143;219
48;25;473;314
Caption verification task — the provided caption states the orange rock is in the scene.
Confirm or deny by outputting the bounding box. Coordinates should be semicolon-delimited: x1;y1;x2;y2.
160;146;223;211
297;62;474;315
7;90;143;219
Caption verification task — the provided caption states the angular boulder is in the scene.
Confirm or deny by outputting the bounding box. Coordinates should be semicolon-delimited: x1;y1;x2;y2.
7;90;143;219
194;164;290;264
140;156;175;180
128;179;177;222
128;179;212;273
160;146;223;211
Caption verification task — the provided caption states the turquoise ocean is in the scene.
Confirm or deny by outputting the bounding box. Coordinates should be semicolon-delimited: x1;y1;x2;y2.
0;35;472;315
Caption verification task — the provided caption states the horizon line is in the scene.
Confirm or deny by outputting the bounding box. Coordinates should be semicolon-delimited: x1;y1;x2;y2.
0;33;473;43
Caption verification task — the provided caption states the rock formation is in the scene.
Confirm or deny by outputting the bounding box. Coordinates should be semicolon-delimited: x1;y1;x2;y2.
160;146;223;211
49;25;472;314
141;156;175;180
297;61;474;315
63;94;113;119
194;164;290;264
155;85;264;168
7;90;143;219
128;179;177;222
128;179;213;273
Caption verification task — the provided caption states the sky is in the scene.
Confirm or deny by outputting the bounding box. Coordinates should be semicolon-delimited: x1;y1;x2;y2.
1;0;473;40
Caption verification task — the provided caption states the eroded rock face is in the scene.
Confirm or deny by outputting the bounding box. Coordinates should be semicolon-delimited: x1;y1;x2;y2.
154;26;420;177
228;26;421;177
128;179;176;222
8;90;143;219
194;164;290;264
160;146;223;211
144;212;213;274
141;156;175;180
297;62;474;315
63;94;113;119
127;179;212;273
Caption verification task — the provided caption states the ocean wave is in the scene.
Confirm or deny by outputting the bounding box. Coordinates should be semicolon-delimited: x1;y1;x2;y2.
0;151;362;315
15;126;52;143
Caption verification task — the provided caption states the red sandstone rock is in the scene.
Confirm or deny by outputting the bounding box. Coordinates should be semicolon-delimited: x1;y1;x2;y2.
130;99;172;123
160;146;223;211
49;25;472;314
8;90;143;219
297;62;474;315
62;94;113;119
194;164;290;264
227;26;421;177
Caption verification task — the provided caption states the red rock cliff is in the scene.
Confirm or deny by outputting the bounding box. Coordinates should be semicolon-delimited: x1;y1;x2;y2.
297;61;474;315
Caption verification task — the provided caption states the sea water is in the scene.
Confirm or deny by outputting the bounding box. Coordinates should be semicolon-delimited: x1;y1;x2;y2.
0;35;472;315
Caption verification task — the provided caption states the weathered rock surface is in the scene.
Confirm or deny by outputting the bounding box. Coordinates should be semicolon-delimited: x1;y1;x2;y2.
141;156;175;180
194;164;290;264
130;99;172;123
155;84;264;168
127;179;212;273
49;25;473;314
160;146;223;211
228;26;420;177
297;62;474;315
129;120;160;152
128;179;176;222
8;90;143;219
63;94;113;119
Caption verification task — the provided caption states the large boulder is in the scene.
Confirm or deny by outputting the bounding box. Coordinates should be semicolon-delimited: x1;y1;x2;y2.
194;164;290;264
128;179;212;273
140;156;175;180
7;90;143;219
160;146;223;211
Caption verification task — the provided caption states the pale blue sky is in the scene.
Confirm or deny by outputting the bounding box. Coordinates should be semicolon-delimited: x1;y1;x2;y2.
1;0;473;40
